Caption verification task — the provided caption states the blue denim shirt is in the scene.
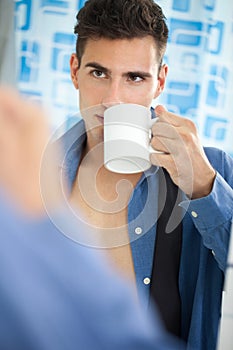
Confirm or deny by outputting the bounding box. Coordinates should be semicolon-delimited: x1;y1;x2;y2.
56;118;233;350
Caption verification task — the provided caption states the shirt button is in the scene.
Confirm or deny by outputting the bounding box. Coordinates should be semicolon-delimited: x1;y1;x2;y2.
143;277;151;285
135;227;143;235
191;211;198;218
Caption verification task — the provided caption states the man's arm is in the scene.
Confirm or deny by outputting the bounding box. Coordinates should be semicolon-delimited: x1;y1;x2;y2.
150;105;233;271
180;148;233;271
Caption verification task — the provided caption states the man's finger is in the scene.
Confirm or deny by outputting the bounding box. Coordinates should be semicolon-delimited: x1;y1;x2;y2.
155;104;184;127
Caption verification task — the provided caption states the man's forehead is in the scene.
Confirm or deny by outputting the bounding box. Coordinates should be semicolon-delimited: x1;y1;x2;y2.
81;37;159;70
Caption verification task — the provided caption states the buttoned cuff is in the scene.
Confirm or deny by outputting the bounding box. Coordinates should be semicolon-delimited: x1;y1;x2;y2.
179;172;233;231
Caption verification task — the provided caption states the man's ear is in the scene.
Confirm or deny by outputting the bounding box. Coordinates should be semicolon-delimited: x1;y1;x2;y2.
70;53;79;89
153;64;168;99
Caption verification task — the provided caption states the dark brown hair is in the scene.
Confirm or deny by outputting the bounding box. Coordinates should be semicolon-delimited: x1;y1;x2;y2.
74;0;169;67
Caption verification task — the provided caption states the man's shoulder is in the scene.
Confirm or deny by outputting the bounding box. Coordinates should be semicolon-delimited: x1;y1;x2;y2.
204;146;231;159
204;146;233;174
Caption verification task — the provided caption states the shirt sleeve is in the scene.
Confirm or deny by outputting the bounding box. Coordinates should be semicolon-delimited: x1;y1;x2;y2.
180;171;233;271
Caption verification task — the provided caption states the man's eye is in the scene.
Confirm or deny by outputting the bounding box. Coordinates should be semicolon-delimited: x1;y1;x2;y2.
128;74;144;82
91;70;106;78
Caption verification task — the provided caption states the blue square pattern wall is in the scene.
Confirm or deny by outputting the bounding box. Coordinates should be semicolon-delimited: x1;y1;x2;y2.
51;32;76;72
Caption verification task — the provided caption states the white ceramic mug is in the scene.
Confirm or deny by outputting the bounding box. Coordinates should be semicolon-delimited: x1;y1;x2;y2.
104;103;163;174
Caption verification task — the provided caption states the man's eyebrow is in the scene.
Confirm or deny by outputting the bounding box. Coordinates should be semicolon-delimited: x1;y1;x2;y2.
84;62;110;74
124;71;152;78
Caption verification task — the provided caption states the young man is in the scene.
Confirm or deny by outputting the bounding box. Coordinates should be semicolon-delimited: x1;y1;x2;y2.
56;1;233;349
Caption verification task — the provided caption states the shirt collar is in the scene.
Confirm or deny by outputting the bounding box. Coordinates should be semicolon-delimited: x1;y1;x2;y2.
56;118;86;170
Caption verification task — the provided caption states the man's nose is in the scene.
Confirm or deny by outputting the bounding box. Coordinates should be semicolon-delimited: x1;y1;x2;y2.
101;80;123;109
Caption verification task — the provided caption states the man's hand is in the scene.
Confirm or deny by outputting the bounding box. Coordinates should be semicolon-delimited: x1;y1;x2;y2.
0;87;61;216
150;105;216;199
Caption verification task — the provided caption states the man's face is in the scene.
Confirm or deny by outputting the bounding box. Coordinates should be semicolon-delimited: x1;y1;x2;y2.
70;36;167;127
